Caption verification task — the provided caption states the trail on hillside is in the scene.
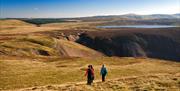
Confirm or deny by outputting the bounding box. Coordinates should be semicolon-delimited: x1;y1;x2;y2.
13;73;180;91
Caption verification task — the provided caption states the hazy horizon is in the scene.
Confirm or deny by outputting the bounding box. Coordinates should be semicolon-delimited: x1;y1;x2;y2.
1;13;180;19
0;0;180;18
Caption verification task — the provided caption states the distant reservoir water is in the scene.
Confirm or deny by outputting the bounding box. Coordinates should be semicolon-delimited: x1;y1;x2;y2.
97;25;179;29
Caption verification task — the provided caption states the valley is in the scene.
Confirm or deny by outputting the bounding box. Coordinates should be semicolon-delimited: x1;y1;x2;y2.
0;14;180;90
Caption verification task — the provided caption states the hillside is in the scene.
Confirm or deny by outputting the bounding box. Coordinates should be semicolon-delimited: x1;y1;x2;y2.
92;13;180;19
16;74;180;91
0;35;102;57
0;19;59;34
77;28;180;61
0;57;179;90
77;14;180;25
3;14;179;26
0;18;180;91
0;19;99;34
0;19;35;27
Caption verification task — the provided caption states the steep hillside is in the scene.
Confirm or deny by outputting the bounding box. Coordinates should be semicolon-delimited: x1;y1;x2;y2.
0;35;102;57
77;28;180;61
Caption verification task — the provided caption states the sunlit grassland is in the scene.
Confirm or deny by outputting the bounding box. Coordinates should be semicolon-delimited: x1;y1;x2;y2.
0;19;102;35
0;57;179;90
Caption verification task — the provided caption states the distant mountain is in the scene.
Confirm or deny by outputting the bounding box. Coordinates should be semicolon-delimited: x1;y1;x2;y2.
173;13;180;18
6;13;178;25
174;13;180;15
82;14;180;20
147;14;180;19
77;14;180;25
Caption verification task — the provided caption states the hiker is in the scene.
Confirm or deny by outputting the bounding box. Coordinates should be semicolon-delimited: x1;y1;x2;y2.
85;65;94;85
90;65;95;83
100;64;107;82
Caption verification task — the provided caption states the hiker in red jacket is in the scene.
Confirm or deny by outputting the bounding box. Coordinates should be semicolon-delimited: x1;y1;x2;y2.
85;65;94;85
90;65;94;82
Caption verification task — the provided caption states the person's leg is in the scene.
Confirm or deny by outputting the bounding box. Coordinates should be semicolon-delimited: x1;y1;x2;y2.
87;77;90;85
87;78;89;85
104;75;106;82
91;78;94;83
88;77;92;85
91;77;94;83
90;79;92;85
102;75;105;82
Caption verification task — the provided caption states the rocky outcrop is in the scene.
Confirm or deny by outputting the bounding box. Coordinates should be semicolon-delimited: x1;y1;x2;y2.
41;30;84;42
66;35;80;41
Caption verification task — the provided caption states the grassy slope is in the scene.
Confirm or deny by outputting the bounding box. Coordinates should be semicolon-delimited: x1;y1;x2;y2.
0;19;101;35
0;19;57;34
0;35;57;57
0;35;102;57
0;19;34;27
0;19;73;34
0;57;179;90
20;74;180;91
57;39;103;57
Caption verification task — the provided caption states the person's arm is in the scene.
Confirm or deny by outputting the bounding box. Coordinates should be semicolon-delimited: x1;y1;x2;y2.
85;69;88;76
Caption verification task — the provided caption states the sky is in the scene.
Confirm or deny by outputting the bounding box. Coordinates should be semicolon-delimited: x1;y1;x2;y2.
0;0;180;18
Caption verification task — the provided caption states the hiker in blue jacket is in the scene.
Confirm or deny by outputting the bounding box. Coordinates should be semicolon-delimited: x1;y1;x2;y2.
100;64;107;82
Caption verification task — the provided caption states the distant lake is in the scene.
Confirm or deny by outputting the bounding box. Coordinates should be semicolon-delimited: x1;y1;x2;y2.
97;25;179;29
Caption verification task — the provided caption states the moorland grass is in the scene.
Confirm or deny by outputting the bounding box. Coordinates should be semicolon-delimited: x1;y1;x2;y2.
0;57;179;90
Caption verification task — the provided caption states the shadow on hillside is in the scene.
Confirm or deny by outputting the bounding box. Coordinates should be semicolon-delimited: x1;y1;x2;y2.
76;29;180;62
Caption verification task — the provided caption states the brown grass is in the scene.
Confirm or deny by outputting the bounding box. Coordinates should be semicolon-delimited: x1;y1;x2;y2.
0;19;103;35
0;57;179;90
0;19;180;91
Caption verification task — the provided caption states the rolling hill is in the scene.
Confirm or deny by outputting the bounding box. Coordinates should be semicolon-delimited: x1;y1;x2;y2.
0;19;35;27
3;14;179;26
0;35;103;58
80;13;180;20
